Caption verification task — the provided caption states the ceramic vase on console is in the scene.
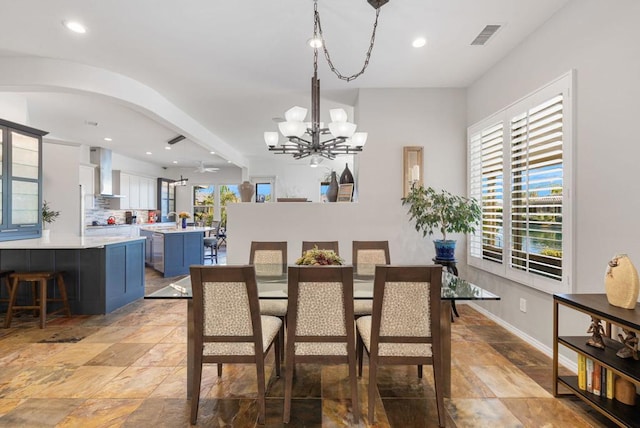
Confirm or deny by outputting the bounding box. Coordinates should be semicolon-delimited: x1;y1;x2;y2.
41;228;50;240
604;254;640;309
239;181;255;202
339;163;354;184
327;171;339;202
181;217;187;229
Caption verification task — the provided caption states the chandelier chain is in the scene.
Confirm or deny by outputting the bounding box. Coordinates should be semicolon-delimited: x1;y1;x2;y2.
313;1;380;82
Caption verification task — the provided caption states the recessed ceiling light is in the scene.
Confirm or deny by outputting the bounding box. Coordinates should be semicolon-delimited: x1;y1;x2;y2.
172;161;178;164
412;37;427;48
210;151;215;155
103;137;112;142
227;160;232;163
165;146;171;150
62;20;87;34
146;152;152;155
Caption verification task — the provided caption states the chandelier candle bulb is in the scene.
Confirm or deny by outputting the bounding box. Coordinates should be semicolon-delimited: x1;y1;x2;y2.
411;165;420;182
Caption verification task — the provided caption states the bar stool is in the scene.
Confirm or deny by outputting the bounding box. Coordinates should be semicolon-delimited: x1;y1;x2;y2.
4;271;71;329
0;270;14;306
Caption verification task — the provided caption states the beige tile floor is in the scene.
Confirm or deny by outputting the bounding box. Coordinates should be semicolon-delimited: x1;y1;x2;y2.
0;269;616;427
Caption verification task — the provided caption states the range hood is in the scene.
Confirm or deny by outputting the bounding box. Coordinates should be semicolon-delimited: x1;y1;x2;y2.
89;147;125;198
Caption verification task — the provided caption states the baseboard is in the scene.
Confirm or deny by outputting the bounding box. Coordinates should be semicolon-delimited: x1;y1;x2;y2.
464;302;577;373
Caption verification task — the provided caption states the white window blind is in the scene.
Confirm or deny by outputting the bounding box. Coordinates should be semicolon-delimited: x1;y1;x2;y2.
469;121;504;265
467;71;572;294
510;95;563;281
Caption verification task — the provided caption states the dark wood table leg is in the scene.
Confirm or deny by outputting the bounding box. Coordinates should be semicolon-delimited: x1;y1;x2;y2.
441;300;452;398
187;299;194;399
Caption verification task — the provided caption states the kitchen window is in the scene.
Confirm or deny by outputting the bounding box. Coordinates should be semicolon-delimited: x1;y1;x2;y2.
193;185;215;225
468;71;574;294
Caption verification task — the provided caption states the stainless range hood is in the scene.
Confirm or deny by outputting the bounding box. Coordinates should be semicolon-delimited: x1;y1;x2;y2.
89;147;124;198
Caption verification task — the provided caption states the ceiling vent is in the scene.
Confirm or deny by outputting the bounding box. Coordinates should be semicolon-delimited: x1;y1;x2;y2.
471;24;502;46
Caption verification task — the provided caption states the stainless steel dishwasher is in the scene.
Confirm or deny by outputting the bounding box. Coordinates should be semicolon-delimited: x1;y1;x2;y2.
152;232;164;273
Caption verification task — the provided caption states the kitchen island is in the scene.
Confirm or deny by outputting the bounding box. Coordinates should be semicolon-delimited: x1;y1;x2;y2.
0;235;146;314
139;225;212;277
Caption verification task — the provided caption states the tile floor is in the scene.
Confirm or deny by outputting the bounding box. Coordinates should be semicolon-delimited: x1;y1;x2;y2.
0;264;616;427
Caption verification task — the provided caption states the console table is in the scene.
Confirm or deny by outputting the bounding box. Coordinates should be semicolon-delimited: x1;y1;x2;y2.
553;293;640;427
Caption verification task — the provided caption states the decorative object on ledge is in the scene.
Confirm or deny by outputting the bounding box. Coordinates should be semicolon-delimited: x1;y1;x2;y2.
326;171;339;202
586;317;605;349
337;184;354;202
401;186;481;261
239;181;255;202
403;146;423;197
340;163;354;184
604;254;639;309
264;0;390;163
616;328;639;360
296;246;343;266
178;211;190;229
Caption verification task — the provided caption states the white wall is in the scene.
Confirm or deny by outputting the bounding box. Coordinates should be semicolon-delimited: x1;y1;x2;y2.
466;0;640;349
43;142;82;235
227;88;468;265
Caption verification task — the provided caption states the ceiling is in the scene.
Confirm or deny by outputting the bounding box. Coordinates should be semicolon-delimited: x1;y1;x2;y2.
0;0;570;168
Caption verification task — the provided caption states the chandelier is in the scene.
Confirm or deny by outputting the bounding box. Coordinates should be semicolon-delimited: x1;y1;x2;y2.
264;0;389;165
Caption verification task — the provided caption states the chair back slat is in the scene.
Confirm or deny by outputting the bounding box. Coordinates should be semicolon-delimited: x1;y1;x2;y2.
202;281;253;336
296;281;346;336
380;281;431;337
250;241;287;276
353;241;390;276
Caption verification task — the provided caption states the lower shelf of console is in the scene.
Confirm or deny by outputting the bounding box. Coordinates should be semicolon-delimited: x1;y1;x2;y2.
558;376;640;427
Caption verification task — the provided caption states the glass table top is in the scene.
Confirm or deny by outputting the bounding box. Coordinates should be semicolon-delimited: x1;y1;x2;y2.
146;267;500;301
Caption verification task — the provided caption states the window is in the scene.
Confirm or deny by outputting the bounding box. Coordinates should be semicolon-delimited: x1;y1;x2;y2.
219;184;240;228
255;182;272;202
468;72;573;294
193;185;215;225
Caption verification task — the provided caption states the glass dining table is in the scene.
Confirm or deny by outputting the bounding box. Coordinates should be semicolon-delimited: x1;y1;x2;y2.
147;267;500;398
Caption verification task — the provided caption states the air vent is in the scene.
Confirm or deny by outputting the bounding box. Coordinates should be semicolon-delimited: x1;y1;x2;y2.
471;25;502;46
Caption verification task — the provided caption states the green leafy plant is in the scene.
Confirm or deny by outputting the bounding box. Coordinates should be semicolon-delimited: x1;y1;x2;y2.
42;200;61;225
295;246;344;266
401;185;481;241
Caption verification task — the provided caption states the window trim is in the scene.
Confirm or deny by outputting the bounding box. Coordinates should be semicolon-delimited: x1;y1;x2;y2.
467;70;574;295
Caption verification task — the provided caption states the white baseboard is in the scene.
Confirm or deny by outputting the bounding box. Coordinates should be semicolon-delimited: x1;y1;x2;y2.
465;302;577;373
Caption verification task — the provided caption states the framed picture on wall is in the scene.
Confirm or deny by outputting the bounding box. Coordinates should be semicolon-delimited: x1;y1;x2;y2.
337;184;354;202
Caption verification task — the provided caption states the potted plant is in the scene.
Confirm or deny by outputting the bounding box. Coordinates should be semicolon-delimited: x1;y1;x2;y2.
296;246;344;266
401;185;481;260
178;211;191;229
42;200;60;238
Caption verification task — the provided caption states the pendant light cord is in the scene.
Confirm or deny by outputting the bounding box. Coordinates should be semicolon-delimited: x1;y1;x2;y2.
313;0;381;82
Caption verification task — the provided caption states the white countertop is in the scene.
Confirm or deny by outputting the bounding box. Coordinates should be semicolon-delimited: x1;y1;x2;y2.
0;234;146;249
139;226;214;234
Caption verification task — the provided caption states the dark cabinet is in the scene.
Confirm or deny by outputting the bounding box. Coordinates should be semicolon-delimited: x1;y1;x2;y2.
0;118;47;241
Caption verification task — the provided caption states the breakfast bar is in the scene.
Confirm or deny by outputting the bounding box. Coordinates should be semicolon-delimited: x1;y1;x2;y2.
0;235;146;314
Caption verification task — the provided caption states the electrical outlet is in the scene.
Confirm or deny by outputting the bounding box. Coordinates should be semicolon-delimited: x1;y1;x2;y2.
519;298;527;313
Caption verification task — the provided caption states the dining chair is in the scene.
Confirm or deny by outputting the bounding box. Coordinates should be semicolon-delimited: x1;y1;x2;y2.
189;265;282;425
356;265;445;426
352;240;390;316
250;241;288;362
301;240;339;256
284;265;359;424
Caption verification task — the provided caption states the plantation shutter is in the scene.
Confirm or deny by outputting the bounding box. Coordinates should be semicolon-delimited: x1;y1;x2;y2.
509;94;563;281
470;122;504;264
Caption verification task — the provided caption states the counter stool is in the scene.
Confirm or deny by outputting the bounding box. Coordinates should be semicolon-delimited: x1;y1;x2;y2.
4;271;71;329
0;270;14;306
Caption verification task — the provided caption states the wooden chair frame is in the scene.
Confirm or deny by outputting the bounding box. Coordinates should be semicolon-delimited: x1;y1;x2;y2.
249;241;288;362
190;265;281;425
301;241;340;256
356;265;445;426
284;265;359;424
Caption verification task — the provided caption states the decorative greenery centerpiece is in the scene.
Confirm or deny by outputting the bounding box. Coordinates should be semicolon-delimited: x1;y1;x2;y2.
296;246;344;266
401;185;481;260
42;200;60;228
